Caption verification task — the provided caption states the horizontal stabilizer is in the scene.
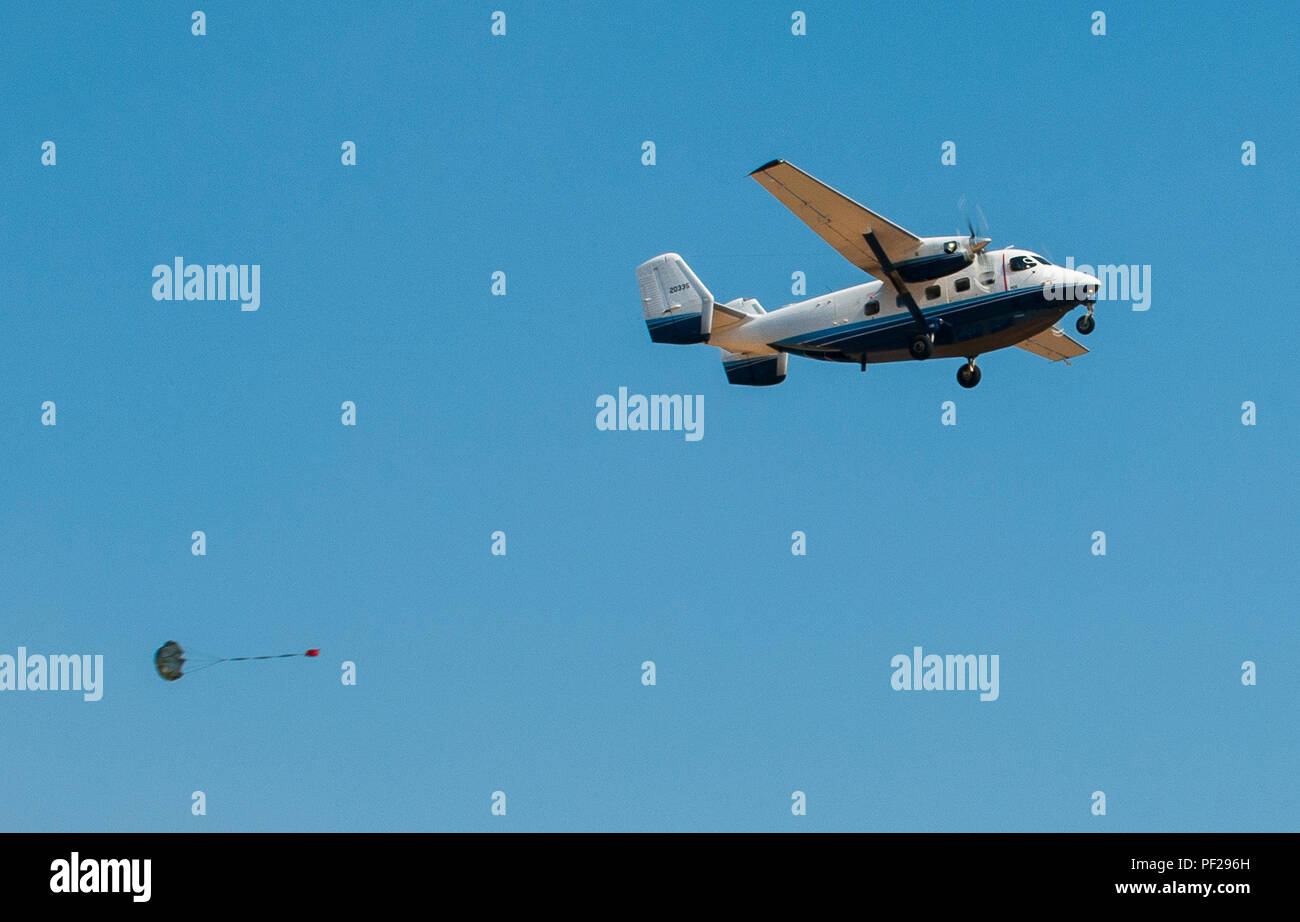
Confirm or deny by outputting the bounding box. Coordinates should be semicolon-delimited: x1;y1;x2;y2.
722;350;787;386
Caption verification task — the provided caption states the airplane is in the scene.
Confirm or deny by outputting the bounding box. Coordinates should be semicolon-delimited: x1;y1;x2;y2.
636;159;1102;388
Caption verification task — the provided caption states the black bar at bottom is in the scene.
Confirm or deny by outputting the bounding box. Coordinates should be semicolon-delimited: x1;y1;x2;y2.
2;832;1287;909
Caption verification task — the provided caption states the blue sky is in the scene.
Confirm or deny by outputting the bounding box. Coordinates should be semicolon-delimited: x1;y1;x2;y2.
1;1;1296;831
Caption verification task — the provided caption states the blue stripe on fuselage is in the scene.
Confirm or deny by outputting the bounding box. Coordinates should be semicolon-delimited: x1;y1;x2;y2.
772;285;1067;353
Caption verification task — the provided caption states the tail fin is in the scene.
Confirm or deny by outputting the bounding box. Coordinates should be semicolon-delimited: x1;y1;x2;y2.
636;253;714;344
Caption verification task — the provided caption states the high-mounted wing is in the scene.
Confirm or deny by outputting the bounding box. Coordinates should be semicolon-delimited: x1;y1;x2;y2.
1015;327;1089;362
749;159;921;277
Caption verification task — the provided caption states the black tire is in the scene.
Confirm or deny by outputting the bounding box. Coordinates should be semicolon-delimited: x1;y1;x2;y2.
957;363;981;389
909;334;933;360
1076;313;1095;335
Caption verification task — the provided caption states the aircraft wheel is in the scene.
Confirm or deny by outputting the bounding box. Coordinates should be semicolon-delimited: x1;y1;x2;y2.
957;362;981;389
1076;313;1095;335
909;333;933;360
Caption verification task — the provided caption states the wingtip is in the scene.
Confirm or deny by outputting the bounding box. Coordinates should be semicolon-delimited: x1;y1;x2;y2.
750;158;785;176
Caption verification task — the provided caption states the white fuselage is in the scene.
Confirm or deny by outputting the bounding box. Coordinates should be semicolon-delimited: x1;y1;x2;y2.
712;249;1098;364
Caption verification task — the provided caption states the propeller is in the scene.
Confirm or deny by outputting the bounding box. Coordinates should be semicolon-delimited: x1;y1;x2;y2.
958;195;993;267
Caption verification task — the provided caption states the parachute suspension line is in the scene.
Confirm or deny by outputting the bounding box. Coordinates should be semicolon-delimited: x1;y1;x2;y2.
220;651;320;663
154;641;319;682
180;648;222;665
226;650;309;658
176;659;224;675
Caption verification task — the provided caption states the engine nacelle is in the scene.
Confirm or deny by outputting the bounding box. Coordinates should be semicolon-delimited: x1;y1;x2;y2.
890;235;987;283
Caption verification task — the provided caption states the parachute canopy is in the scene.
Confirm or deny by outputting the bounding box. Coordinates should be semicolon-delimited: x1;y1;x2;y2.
154;641;320;681
154;641;186;681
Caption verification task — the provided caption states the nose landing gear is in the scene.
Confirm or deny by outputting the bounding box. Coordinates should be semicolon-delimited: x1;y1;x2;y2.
957;358;981;389
1076;307;1095;335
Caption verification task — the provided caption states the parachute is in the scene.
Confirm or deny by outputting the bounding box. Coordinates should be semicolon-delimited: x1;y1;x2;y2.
155;641;186;681
154;640;320;681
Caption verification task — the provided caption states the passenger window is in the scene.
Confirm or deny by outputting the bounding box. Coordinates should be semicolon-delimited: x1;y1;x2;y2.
925;284;941;300
978;271;995;288
863;299;880;316
954;277;971;292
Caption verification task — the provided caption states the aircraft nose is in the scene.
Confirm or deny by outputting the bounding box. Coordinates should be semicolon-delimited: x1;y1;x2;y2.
1074;270;1100;301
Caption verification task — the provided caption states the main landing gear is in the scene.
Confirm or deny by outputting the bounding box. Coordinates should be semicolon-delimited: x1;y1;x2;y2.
957;359;981;389
1076;307;1095;335
909;332;933;360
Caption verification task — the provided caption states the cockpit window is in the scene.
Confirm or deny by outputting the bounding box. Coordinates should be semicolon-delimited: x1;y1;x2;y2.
1034;254;1053;265
1008;255;1037;271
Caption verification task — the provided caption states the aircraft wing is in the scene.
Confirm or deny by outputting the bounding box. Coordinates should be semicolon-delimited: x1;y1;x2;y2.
1015;327;1089;362
749;159;921;277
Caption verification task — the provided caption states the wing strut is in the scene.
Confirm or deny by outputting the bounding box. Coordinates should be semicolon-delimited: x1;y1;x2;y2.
862;230;937;360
